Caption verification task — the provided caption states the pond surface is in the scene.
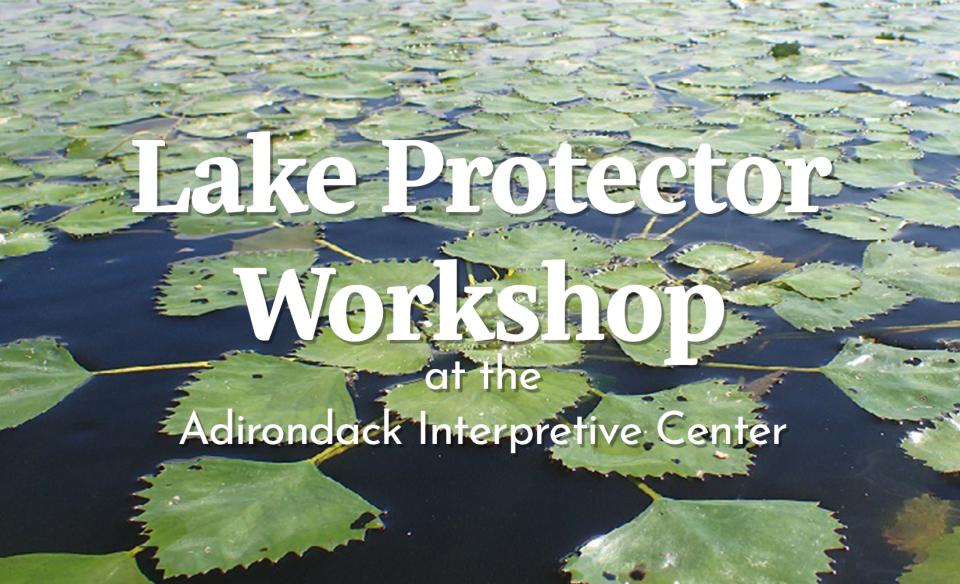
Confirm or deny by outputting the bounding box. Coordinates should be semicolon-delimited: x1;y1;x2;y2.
1;0;960;582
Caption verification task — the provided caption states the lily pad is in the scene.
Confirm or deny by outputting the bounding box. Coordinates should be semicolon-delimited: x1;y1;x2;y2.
833;159;916;189
551;380;762;479
590;262;669;289
410;195;552;232
0;552;150;583
52;199;146;236
613;236;671;259
0;210;52;259
803;204;903;240
161;352;355;439
773;275;909;331
822;339;960;421
355;109;446;141
868;187;960;228
442;223;612;270
674;243;756;273
864;240;960;303
136;457;383;577
157;250;318;316
774;263;861;300
0;337;91;430
902;414;960;473
382;368;592;438
899;528;960;583
563;498;843;584
612;291;760;367
295;311;432;375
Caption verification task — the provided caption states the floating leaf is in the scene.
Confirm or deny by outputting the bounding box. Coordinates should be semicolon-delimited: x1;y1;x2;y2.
161;352;355;439
833;159;916;189
0;552;150;583
868;187;960;228
899;528;960;584
884;494;958;560
355;109;446;141
232;224;319;252
383;368;591;437
295;311;432;375
613;236;670;259
612;291;760;367
552;105;635;132
0;337;92;430
442;223;612;270
864;240;960;303
902;414;960;473
674;243;756;273
773;275;908;331
435;323;584;368
590;262;668;289
137;457;383;577
157;250;318;316
822;339;960;421
803;204;903;240
563;498;843;584
774;263;861;300
52;199;146;236
410;196;551;232
551;380;762;479
0;210;52;259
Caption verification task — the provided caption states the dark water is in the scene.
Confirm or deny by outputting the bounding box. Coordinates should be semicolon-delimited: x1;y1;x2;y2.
2;169;960;582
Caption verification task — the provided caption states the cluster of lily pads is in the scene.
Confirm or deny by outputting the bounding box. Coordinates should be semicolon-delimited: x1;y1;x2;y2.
2;0;960;582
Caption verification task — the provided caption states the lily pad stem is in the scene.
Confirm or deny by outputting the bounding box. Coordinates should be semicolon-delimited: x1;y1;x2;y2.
633;479;663;501
703;362;821;373
93;361;212;375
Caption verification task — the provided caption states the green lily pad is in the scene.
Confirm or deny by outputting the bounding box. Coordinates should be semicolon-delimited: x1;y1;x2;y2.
551;380;762;479
773;275;909;331
552;105;635;132
613;236;670;259
382;368;592;437
833;159;916;189
295;311;432;375
563;498;843;584
435;323;584;368
900;528;960;583
864;240;960;303
410;195;552;232
0;337;92;430
868;187;960;228
674;243;756;273
611;291;760;367
355;109;446;141
590;262;669;289
803;204;903;240
0;552;150;583
52;199;147;236
136;457;383;577
161;352;355;439
157;250;318;316
822;339;960;420
442;223;612;270
902;414;960;473
774;263;861;299
0;210;52;259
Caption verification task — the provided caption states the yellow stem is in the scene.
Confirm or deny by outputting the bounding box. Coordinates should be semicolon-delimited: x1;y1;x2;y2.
633;479;663;501
640;215;658;237
310;419;393;465
656;210;701;240
93;361;211;375
703;362;820;373
316;238;370;263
